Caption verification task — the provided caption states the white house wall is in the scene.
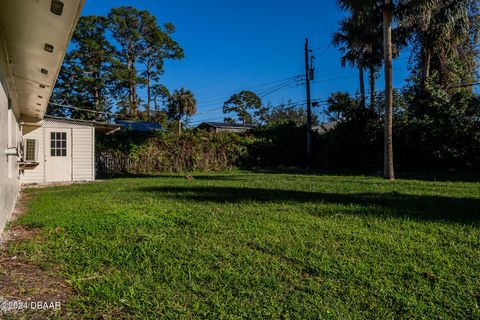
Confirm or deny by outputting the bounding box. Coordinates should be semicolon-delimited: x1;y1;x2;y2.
0;0;85;235
0;37;21;235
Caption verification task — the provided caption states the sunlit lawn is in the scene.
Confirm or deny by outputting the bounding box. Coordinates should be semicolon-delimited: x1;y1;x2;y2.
8;172;480;319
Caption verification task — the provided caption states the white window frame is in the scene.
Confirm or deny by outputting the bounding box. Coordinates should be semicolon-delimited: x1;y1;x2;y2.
25;139;39;162
50;132;67;157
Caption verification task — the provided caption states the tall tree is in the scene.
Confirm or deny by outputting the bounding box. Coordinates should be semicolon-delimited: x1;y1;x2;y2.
51;16;114;120
327;92;358;121
383;0;395;180
332;17;368;108
223;91;263;124
168;88;197;134
400;0;478;89
140;22;183;118
108;6;183;117
263;101;319;126
333;4;386;111
151;84;170;113
336;0;397;179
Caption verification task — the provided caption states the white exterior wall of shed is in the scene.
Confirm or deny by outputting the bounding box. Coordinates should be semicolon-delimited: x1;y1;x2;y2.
22;121;95;184
0;36;22;235
72;127;96;181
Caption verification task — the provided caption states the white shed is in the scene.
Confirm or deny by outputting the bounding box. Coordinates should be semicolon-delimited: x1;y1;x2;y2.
22;116;119;184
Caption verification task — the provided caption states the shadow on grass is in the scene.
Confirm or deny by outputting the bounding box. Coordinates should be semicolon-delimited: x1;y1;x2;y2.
100;173;243;181
137;186;480;224
253;167;480;183
397;171;480;183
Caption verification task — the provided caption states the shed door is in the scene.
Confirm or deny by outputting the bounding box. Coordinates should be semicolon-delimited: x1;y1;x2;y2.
45;129;72;182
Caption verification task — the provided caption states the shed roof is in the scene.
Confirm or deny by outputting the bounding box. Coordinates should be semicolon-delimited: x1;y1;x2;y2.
198;122;258;129
42;116;121;134
116;120;163;132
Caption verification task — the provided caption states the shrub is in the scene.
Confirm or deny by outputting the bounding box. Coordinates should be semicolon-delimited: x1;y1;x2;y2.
97;131;253;175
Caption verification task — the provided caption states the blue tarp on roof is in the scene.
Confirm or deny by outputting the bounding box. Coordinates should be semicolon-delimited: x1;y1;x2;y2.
116;120;163;132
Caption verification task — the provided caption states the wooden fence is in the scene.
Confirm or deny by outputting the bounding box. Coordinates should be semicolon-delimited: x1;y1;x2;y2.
96;152;136;177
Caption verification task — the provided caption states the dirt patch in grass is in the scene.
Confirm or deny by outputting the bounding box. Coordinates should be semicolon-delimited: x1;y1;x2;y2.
0;193;74;319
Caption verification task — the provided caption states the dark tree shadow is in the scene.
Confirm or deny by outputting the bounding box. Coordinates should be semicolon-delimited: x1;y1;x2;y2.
137;186;480;224
253;167;480;183
397;171;480;183
101;173;243;181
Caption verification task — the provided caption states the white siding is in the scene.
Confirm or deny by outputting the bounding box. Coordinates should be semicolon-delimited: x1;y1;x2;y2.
22;126;45;184
72;127;94;181
0;34;21;235
21;120;95;184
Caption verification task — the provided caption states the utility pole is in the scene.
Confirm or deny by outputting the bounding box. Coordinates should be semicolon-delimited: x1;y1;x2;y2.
304;38;313;167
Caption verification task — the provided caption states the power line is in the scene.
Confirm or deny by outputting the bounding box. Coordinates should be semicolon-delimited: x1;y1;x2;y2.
184;75;304;108
49;102;116;116
187;76;306;115
187;53;304;93
258;79;304;98
189;101;311;126
197;75;304;104
181;29;336;90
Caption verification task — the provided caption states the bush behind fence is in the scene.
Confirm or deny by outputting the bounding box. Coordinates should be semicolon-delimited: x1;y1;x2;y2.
96;131;252;176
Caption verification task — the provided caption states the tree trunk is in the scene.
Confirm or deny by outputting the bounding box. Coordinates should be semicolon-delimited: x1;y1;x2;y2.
146;72;151;118
132;64;137;116
177;118;182;135
422;46;431;87
383;0;395;180
359;64;366;108
94;87;100;120
369;65;376;111
93;67;102;121
146;62;152;118
127;59;136;116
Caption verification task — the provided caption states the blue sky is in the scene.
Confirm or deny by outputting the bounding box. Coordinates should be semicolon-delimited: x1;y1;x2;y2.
81;0;412;124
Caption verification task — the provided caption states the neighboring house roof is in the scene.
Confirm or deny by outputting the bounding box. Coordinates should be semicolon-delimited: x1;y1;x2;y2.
312;121;340;134
0;0;85;122
116;120;163;132
197;122;258;130
43;116;121;134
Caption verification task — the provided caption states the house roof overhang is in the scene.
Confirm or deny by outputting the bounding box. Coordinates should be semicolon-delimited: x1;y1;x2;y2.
0;0;85;122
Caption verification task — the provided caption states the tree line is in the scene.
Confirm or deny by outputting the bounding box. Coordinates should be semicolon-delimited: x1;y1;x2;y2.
330;0;479;179
49;6;196;127
52;3;480;176
49;5;311;134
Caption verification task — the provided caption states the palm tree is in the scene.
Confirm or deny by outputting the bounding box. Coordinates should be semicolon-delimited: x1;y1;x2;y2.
382;0;395;180
332;17;368;108
400;0;474;88
333;5;386;111
168;88;197;134
336;0;395;179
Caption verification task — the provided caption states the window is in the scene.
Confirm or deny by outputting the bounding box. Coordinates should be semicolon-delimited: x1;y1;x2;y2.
50;132;67;157
25;139;38;162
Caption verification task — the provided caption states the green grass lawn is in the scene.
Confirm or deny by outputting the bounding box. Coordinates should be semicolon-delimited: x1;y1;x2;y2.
7;172;480;319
